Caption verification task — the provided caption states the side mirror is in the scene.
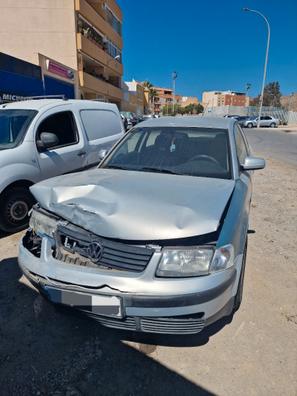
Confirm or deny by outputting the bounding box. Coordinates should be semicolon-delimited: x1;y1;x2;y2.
241;156;265;171
98;149;108;161
37;132;59;151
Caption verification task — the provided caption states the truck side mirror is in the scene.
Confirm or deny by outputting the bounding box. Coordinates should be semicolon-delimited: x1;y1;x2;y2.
37;132;59;151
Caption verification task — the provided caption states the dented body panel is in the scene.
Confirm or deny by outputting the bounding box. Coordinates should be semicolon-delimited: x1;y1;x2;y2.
30;170;235;241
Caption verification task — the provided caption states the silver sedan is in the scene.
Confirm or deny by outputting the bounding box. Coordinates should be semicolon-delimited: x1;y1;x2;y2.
19;117;265;335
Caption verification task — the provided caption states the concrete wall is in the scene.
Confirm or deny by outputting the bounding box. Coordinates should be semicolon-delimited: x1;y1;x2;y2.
0;0;77;69
205;105;297;125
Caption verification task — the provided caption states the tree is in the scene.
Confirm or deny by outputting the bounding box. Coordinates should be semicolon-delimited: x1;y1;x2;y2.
142;81;159;113
195;103;204;114
250;81;282;107
263;81;282;107
184;103;196;114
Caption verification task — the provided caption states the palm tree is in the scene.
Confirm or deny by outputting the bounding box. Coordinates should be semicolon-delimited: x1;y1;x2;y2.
143;81;158;113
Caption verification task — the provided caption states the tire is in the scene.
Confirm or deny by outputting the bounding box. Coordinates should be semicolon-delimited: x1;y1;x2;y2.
247;123;253;128
233;239;248;313
0;186;35;233
270;122;276;128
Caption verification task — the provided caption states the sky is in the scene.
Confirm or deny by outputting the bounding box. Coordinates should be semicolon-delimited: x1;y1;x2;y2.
117;0;297;100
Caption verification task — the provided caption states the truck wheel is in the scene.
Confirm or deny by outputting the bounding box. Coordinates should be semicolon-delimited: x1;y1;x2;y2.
0;186;34;233
247;123;253;128
233;240;248;313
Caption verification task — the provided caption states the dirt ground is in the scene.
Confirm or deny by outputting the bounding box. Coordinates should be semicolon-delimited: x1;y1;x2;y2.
0;155;296;396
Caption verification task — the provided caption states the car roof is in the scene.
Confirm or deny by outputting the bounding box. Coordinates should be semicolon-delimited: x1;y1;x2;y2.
0;99;119;112
136;116;235;129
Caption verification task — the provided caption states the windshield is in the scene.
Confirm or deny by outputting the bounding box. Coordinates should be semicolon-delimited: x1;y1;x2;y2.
102;127;232;179
0;109;37;150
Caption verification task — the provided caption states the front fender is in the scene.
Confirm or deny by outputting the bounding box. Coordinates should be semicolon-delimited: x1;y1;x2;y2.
217;179;251;256
0;163;41;194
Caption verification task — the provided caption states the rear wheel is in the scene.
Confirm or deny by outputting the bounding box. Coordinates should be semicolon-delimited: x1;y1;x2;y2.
233;239;248;313
247;123;253;128
0;186;34;233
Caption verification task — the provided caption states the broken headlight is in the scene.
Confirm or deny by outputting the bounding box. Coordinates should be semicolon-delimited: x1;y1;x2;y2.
29;207;58;237
156;244;234;277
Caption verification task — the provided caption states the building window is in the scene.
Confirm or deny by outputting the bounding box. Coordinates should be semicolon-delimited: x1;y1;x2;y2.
104;4;122;36
77;15;121;63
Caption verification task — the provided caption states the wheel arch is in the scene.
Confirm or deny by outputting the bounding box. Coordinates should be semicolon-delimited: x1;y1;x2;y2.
0;179;35;196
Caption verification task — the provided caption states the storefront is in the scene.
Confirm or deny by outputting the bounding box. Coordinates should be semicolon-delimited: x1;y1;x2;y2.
0;52;77;103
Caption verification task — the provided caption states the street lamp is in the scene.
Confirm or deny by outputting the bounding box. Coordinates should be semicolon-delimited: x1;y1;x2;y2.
243;8;270;128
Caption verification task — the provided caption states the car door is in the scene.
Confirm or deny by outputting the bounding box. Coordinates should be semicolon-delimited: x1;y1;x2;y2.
35;108;87;179
260;116;267;126
234;124;252;224
79;108;123;167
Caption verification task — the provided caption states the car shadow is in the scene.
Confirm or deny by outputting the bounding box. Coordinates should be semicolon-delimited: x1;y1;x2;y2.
0;230;10;239
0;257;223;395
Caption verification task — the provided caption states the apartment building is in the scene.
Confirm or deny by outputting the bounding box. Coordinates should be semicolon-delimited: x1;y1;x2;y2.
180;96;199;107
122;80;146;114
152;87;199;114
153;87;174;114
202;91;247;108
0;0;123;107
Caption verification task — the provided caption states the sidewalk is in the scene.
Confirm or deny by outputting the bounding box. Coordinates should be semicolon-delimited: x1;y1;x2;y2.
280;124;297;133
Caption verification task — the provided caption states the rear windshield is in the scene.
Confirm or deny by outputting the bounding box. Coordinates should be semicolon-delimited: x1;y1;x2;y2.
102;126;232;179
0;109;37;150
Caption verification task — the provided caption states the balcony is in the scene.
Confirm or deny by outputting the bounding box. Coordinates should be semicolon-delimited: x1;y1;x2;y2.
79;71;122;101
75;0;122;49
77;33;123;75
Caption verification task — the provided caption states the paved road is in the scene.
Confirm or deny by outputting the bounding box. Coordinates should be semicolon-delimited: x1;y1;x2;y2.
0;127;297;395
243;127;297;166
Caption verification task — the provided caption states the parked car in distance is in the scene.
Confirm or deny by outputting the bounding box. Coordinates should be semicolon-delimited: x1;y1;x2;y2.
120;113;128;131
120;111;138;129
224;114;241;119
0;99;124;232
142;114;156;121
242;115;280;128
236;116;251;127
19;117;265;335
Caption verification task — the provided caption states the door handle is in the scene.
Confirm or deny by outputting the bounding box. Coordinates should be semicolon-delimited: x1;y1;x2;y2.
77;151;86;157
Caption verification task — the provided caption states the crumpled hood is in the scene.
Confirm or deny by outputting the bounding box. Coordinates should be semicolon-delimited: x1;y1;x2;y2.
30;169;235;241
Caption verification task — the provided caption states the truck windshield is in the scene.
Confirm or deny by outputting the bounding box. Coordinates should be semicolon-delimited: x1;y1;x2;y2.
0;109;37;150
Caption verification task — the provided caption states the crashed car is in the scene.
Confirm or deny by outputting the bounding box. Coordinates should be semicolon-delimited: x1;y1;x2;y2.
19;117;265;335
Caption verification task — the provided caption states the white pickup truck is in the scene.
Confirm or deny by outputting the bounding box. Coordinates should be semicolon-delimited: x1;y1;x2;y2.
0;99;124;232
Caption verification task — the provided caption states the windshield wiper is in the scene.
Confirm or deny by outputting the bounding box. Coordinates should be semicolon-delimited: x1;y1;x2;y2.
104;164;129;170
137;167;178;175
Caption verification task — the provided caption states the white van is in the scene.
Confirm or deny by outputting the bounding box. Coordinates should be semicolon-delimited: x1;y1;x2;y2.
0;99;124;232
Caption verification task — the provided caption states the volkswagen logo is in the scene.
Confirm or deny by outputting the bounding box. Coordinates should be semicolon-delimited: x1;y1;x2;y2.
87;242;103;263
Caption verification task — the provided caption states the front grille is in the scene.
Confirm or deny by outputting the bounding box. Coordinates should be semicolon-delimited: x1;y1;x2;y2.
84;312;138;331
140;316;205;335
55;224;154;273
83;312;205;335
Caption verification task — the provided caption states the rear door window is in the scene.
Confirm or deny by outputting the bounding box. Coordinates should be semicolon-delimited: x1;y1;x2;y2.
36;111;78;148
80;109;121;141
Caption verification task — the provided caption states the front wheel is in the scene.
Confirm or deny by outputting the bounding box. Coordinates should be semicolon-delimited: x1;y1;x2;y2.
247;123;253;128
233;240;248;313
0;186;34;233
270;122;276;128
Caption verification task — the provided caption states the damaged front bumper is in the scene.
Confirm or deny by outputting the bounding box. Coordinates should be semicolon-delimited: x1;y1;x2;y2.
18;230;241;335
